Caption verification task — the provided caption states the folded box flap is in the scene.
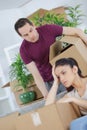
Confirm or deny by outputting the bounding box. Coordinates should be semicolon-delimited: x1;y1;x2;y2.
60;36;83;45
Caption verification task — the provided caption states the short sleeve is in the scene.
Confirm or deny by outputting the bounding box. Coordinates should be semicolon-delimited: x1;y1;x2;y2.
45;24;63;37
20;44;33;65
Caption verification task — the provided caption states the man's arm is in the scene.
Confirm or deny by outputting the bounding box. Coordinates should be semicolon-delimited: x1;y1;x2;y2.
63;27;87;45
26;61;48;98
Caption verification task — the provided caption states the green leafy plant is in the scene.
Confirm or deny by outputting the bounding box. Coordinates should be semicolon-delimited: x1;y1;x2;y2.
30;5;85;49
66;4;85;27
9;53;36;104
31;12;66;26
84;28;87;34
9;53;34;92
30;4;84;27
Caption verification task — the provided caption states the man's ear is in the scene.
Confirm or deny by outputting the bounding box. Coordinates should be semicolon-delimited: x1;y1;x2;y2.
73;65;78;74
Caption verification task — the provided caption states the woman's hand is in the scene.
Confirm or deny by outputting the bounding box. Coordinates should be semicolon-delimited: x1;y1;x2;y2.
58;96;75;103
52;65;59;84
45;65;59;105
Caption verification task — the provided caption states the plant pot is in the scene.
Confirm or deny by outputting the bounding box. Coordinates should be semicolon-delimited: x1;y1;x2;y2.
19;91;36;104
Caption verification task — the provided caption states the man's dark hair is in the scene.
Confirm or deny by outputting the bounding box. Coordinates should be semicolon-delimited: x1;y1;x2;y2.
14;18;33;36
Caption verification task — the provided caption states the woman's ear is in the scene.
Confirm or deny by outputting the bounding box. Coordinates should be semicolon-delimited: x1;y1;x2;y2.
73;65;78;74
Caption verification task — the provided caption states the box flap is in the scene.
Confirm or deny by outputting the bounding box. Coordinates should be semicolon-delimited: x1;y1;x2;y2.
16;102;80;130
60;36;87;62
56;102;81;130
49;41;63;62
16;104;64;130
49;35;87;66
60;36;84;45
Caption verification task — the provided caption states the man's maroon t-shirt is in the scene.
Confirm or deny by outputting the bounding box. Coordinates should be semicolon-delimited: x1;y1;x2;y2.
20;24;63;82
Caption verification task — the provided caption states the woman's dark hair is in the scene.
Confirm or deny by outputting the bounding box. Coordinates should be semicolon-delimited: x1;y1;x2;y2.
55;57;87;92
14;18;33;36
55;57;87;78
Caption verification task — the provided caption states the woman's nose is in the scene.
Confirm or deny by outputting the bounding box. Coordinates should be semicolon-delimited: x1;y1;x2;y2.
60;76;64;82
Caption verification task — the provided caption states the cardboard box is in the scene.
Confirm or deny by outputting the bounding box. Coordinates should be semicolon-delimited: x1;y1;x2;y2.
49;36;87;75
49;6;67;20
10;80;43;105
0;112;18;130
27;7;67;27
27;7;66;20
50;6;66;15
55;102;81;129
27;8;49;20
15;102;81;130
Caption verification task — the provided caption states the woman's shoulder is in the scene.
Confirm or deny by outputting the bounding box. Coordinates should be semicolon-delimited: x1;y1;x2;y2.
67;89;76;97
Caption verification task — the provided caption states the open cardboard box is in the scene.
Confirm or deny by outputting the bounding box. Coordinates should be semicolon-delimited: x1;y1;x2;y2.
10;80;43;106
15;102;81;130
0;102;81;130
49;6;67;20
49;36;87;75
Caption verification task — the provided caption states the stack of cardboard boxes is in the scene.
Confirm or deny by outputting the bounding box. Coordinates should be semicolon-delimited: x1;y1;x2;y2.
15;102;81;130
49;36;87;75
0;102;81;130
15;35;86;130
1;35;87;130
1;4;87;128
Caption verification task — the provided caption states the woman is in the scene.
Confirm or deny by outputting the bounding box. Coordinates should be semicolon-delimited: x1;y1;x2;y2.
45;57;87;116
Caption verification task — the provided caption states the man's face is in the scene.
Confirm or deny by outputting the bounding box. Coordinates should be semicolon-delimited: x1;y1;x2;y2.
18;23;39;42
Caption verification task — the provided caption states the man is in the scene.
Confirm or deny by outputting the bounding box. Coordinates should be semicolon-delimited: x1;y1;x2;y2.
14;18;87;98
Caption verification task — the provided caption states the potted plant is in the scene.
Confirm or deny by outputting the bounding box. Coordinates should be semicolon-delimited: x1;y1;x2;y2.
30;4;84;27
30;5;84;49
9;53;36;104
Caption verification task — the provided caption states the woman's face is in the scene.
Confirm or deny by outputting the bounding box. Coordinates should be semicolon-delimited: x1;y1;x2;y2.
55;65;77;88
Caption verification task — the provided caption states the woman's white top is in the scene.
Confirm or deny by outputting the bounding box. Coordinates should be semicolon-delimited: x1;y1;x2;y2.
67;84;87;115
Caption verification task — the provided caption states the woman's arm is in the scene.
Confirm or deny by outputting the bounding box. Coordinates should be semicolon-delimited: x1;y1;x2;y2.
45;65;59;105
71;97;87;109
63;27;87;45
58;95;87;109
45;80;59;105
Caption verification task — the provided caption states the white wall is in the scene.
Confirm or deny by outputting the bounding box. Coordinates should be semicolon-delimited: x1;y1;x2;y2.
20;0;58;17
0;9;23;84
0;0;87;85
20;0;87;28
